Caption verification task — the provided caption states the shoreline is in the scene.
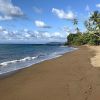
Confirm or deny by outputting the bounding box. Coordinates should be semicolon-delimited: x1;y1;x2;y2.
0;47;77;78
0;46;100;100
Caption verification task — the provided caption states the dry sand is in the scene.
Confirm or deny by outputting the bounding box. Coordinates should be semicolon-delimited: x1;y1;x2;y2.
0;46;100;100
89;46;100;67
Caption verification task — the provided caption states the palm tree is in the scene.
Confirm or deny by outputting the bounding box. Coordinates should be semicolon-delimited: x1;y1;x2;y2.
84;19;94;33
73;18;78;26
90;11;99;23
90;11;100;32
73;18;80;33
85;11;100;34
89;11;100;39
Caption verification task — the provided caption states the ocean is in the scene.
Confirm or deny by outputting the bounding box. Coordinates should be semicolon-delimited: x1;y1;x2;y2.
0;44;77;75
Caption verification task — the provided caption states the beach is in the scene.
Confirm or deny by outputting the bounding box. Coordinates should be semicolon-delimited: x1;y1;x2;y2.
0;46;100;100
89;46;100;67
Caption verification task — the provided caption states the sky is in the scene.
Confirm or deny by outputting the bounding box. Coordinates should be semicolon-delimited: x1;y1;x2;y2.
0;0;100;44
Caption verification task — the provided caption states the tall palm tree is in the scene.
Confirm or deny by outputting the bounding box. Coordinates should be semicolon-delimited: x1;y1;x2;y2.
73;18;79;33
73;18;78;26
90;11;99;22
90;11;100;38
84;19;94;33
90;11;100;32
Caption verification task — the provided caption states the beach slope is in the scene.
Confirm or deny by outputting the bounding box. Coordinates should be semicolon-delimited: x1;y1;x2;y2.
0;46;100;100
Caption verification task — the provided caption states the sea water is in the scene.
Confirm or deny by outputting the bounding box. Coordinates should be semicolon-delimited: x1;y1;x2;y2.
0;44;77;75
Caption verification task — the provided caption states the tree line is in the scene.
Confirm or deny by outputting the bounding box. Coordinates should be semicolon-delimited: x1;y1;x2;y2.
66;10;100;46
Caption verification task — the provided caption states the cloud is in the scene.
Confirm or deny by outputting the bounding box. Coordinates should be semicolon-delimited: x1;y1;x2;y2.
0;15;12;20
0;0;24;20
0;26;66;42
0;26;6;31
33;31;65;40
33;6;43;14
96;4;100;8
85;5;90;11
52;8;75;20
35;20;51;28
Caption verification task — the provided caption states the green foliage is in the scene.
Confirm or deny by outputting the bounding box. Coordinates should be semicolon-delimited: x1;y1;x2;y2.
67;33;84;46
66;10;100;46
64;42;68;46
88;33;100;45
82;33;90;44
67;32;100;46
85;10;100;33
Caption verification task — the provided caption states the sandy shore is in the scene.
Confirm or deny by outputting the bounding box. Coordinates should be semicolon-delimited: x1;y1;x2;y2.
89;46;100;67
0;46;100;100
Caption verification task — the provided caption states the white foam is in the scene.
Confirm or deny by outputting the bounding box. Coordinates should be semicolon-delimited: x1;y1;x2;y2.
32;56;37;59
0;62;8;66
0;47;78;75
0;56;37;66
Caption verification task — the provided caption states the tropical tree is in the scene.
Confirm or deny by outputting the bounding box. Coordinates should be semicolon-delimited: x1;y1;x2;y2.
73;18;80;33
90;11;100;33
66;10;100;46
73;18;78;25
84;19;94;33
90;11;100;24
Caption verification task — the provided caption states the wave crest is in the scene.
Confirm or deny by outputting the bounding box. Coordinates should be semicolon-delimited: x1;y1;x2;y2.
0;56;37;66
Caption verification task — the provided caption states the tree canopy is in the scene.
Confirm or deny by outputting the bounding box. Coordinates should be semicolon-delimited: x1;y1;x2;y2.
66;10;100;46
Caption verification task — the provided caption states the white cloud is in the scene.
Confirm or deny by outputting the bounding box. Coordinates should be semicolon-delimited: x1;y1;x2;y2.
52;8;75;20
85;5;90;11
0;15;12;20
0;26;67;43
0;26;4;31
33;31;65;40
96;3;100;8
0;26;66;42
33;6;43;14
35;20;51;28
0;0;24;20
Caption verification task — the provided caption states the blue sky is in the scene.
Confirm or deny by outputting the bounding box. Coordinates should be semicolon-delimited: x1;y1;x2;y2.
0;0;100;43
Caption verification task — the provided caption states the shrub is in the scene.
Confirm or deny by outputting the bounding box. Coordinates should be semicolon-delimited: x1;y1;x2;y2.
88;33;100;45
66;32;100;46
67;33;84;46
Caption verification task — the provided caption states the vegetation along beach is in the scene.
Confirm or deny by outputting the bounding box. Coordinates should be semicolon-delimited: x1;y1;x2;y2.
0;0;100;100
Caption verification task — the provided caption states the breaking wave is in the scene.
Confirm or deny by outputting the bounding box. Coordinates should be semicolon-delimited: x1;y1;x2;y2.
0;56;37;66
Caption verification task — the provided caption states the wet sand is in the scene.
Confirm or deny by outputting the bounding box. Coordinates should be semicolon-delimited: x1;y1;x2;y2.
0;46;100;100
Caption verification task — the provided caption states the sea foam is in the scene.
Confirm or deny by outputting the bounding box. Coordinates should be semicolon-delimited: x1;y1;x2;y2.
0;56;37;66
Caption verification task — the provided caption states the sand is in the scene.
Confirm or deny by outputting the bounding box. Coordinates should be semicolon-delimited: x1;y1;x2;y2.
89;46;100;67
0;46;100;100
